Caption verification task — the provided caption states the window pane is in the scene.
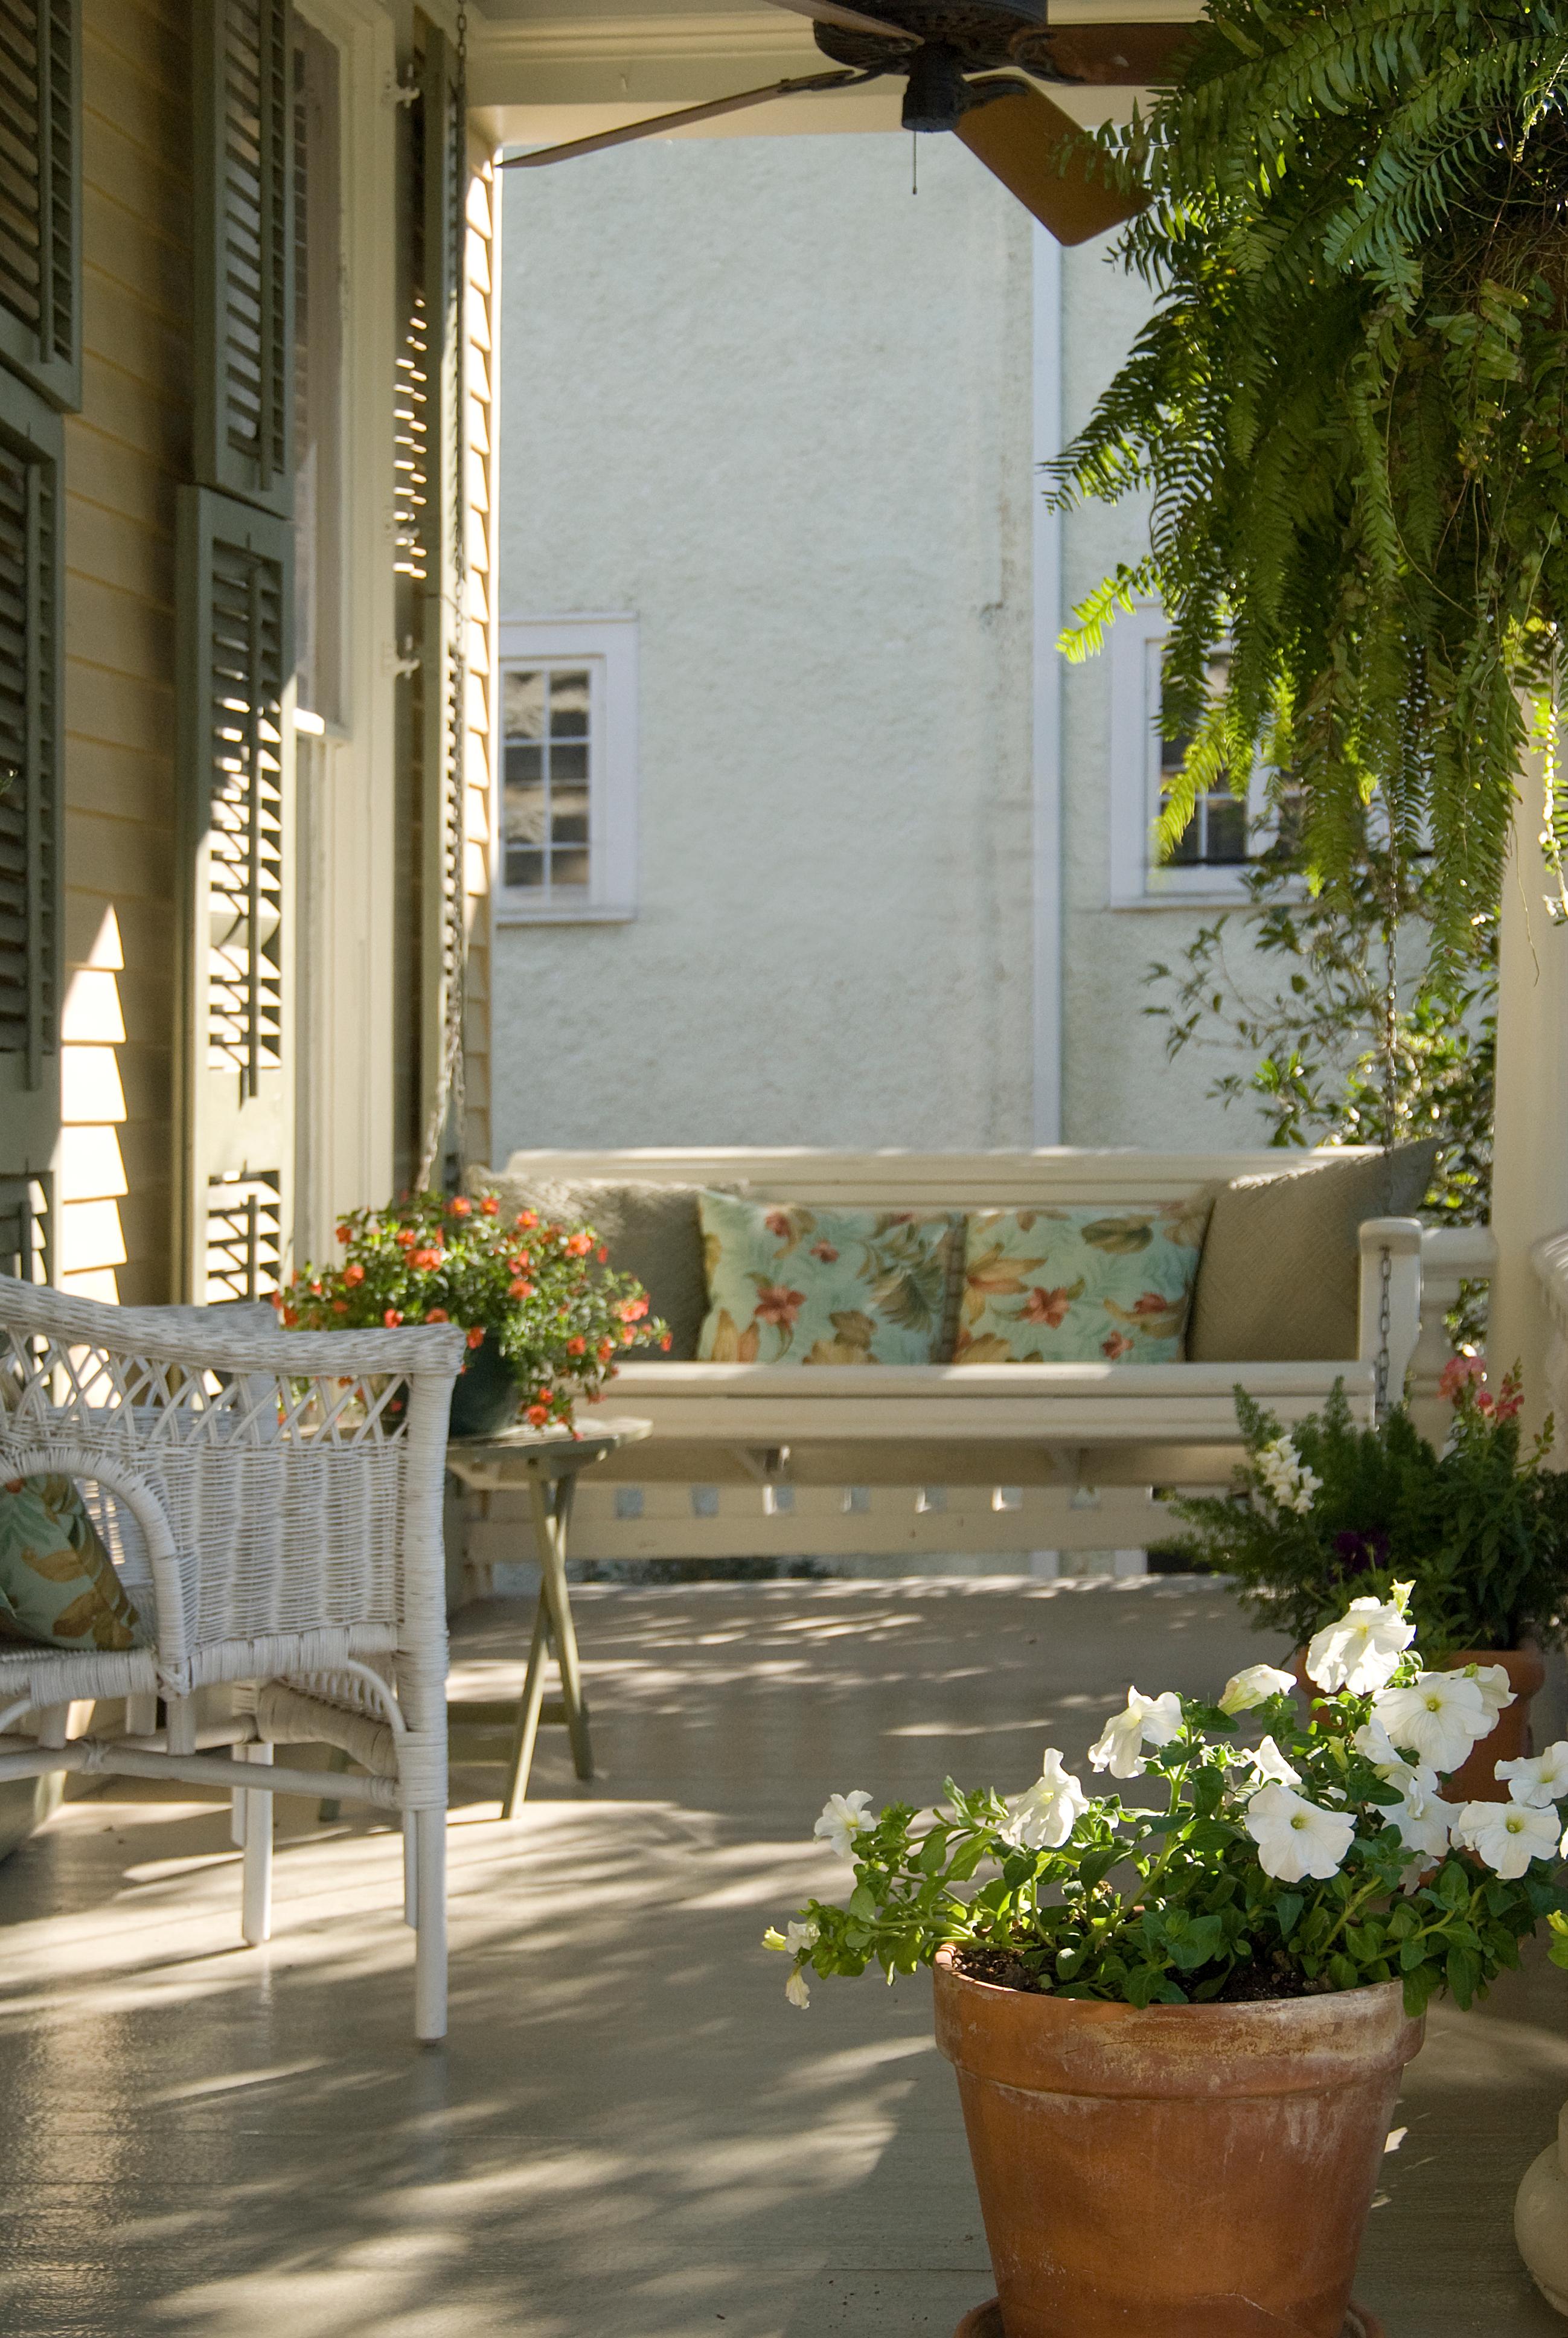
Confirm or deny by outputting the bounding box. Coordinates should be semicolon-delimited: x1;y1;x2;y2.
551;805;589;845
1164;801;1200;865
505;740;543;786
506;846;545;889
505;780;547;845
504;668;546;741
1204;792;1248;864
549;740;588;783
550;849;590;889
549;671;590;737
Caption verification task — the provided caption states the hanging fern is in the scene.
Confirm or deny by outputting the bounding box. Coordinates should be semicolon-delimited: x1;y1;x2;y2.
1052;0;1568;960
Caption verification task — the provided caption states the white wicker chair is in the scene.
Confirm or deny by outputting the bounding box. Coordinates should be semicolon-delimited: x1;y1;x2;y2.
0;1276;465;2040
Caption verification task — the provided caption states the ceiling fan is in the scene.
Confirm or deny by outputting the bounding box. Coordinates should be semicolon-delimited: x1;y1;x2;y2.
498;1;1196;245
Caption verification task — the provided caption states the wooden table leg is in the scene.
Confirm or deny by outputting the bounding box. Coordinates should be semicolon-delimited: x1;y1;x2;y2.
531;1471;594;1782
501;1590;554;1821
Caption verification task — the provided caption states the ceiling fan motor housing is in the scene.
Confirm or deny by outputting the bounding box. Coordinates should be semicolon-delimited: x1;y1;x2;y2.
901;41;974;130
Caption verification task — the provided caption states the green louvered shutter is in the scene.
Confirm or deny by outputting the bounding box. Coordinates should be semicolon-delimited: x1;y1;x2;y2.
0;1;80;411
391;12;464;1189
174;487;294;1301
0;368;61;1267
193;0;293;516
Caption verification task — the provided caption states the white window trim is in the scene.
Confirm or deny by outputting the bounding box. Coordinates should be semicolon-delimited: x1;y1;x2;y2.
1107;601;1270;911
494;613;638;924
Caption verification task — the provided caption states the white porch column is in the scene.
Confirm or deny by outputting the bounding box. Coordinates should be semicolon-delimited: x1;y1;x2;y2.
1487;757;1568;1436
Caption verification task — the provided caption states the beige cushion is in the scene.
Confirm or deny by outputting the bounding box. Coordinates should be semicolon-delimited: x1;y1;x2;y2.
467;1172;711;1360
1186;1142;1439;1363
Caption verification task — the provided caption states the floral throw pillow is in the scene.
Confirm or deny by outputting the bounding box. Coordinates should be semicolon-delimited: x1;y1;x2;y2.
0;1474;147;1651
696;1194;956;1365
955;1199;1212;1365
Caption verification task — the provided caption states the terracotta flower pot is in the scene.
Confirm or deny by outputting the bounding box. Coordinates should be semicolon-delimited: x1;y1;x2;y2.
1437;1647;1544;1802
933;1950;1422;2338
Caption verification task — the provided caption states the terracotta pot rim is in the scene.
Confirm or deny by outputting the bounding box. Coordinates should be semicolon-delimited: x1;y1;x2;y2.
933;1944;1405;2022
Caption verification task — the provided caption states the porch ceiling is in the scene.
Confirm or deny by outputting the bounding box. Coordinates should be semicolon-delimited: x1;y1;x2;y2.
470;0;1205;150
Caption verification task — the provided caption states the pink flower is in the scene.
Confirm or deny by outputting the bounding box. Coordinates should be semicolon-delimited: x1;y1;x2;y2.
755;1284;805;1328
1439;1354;1486;1404
765;1210;794;1241
1022;1286;1075;1328
383;1308;402;1327
479;1197;499;1216
810;1240;839;1264
448;1197;472;1217
1129;1290;1172;1319
466;1326;485;1350
1101;1331;1134;1361
344;1263;365;1287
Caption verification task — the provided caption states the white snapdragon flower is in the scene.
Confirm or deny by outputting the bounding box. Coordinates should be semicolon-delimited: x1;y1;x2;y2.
1000;1749;1090;1851
1244;1781;1357;1883
1089;1688;1183;1780
814;1789;876;1862
1256;1435;1322;1515
1372;1673;1491;1775
784;1967;811;2010
1305;1596;1416;1696
1497;1741;1568;1808
1244;1735;1301;1788
1462;1664;1516;1728
1219;1664;1298;1715
1451;1798;1560;1880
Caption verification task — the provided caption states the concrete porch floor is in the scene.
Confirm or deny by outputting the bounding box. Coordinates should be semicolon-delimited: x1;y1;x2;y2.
0;1577;1562;2338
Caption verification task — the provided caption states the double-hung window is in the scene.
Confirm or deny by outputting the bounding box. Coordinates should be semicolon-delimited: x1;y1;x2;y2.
496;615;638;922
1108;604;1276;908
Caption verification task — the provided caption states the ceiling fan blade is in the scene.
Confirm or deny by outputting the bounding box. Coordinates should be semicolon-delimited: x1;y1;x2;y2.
499;71;863;168
759;0;917;43
1038;22;1197;87
956;80;1142;245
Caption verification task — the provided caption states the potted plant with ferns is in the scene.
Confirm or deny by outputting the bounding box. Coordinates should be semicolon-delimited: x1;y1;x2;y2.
277;1191;670;1438
767;1587;1568;2337
1170;1363;1568;1800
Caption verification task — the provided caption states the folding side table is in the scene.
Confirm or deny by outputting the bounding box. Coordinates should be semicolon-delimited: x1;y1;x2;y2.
444;1415;651;1815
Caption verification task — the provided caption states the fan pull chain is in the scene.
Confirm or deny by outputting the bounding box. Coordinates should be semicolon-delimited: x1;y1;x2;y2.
912;132;918;195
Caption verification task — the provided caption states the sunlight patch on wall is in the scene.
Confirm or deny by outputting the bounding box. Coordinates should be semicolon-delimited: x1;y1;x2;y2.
58;905;129;1302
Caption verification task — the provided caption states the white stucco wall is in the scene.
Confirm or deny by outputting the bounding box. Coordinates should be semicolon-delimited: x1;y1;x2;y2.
491;132;1270;1161
494;132;1035;1153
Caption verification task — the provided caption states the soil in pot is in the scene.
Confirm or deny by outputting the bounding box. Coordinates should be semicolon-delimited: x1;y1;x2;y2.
447;1332;522;1440
933;1950;1422;2338
953;2304;1386;2338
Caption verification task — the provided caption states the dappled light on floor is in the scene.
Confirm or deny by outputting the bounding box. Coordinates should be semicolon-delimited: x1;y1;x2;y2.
0;1580;1562;2334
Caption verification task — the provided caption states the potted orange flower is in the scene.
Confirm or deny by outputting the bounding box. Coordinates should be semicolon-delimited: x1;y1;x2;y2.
277;1190;669;1438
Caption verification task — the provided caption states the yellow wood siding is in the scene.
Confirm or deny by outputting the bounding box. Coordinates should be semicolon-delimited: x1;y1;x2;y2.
59;0;189;1303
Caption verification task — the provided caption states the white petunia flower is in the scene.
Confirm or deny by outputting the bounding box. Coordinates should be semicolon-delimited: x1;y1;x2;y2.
1372;1673;1491;1775
814;1789;876;1862
1219;1663;1298;1715
1305;1597;1416;1695
1256;1435;1322;1516
1353;1717;1409;1775
785;1967;811;2010
1000;1749;1090;1851
1497;1741;1568;1808
1244;1735;1302;1788
1462;1664;1516;1728
786;1918;819;1953
1381;1766;1454;1865
1451;1798;1560;1879
1244;1781;1357;1883
1089;1688;1184;1780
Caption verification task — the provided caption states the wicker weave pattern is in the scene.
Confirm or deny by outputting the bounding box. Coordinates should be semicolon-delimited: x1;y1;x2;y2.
0;1275;466;2039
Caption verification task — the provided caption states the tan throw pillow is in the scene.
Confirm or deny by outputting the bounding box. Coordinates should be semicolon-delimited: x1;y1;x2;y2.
467;1173;710;1359
1186;1142;1439;1363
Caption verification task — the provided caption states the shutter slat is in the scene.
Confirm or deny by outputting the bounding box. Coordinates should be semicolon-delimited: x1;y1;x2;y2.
194;0;293;514
0;390;57;1078
0;2;78;408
